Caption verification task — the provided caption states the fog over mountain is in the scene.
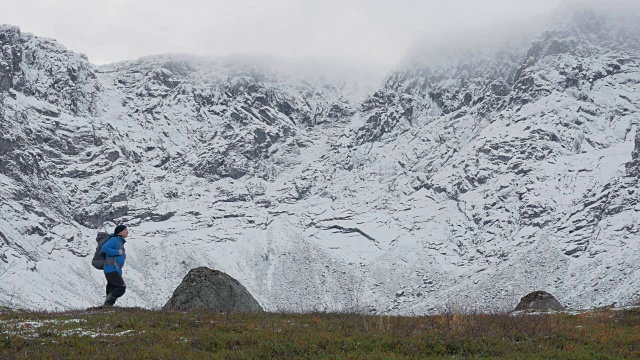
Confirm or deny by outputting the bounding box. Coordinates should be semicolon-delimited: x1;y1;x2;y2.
0;0;568;67
1;1;640;313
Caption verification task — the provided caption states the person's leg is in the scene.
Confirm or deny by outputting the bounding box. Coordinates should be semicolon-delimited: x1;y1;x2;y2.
104;273;116;306
104;273;126;305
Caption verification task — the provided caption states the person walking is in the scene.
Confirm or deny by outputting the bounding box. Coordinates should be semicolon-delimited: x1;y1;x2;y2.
102;224;129;307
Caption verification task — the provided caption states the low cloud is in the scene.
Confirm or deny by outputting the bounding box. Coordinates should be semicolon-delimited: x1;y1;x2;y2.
0;0;638;71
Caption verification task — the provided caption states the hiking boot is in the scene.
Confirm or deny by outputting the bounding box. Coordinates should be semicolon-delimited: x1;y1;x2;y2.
104;294;116;307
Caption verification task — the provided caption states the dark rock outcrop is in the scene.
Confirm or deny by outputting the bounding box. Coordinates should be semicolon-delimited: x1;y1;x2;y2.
627;130;640;177
163;267;263;312
514;291;564;311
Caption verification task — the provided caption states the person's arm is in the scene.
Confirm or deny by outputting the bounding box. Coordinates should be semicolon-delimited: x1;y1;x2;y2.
101;238;120;257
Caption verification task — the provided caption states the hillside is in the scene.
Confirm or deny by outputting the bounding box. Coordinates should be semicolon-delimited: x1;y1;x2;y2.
1;7;639;314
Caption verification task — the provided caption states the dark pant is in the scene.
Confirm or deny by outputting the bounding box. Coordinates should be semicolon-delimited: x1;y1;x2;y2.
104;272;126;305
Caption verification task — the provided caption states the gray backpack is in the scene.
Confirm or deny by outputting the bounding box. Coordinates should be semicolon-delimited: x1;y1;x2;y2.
91;232;112;270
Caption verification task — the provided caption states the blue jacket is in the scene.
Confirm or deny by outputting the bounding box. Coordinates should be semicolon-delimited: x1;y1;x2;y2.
101;235;126;275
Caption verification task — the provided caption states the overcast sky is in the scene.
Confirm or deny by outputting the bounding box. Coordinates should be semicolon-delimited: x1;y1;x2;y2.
0;0;631;69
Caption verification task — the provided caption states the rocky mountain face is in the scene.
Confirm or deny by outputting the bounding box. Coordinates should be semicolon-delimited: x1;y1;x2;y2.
0;26;100;115
1;8;640;314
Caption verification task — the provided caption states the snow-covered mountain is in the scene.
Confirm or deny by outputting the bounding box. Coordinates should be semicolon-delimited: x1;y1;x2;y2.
1;7;639;314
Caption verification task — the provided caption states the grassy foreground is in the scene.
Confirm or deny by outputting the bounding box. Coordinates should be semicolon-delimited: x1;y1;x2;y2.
1;307;640;359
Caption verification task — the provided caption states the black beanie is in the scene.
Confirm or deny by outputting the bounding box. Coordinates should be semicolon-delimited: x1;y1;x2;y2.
114;224;127;235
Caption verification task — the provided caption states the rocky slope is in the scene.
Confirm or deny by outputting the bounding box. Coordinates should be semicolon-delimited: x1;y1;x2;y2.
1;7;639;314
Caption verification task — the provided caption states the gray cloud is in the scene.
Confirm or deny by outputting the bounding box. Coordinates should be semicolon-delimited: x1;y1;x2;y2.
1;0;637;69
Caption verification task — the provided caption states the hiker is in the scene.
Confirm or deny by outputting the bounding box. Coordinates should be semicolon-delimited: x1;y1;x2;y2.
101;224;129;307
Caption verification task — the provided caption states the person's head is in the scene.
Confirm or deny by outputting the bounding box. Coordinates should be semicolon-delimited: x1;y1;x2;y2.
114;224;129;238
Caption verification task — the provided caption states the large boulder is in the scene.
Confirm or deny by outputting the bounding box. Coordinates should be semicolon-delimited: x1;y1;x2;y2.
163;267;263;312
514;291;564;311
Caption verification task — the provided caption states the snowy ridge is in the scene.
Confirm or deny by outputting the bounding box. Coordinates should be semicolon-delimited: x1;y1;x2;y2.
1;8;640;314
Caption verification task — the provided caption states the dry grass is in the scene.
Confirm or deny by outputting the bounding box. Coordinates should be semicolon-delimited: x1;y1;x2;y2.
1;306;640;359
